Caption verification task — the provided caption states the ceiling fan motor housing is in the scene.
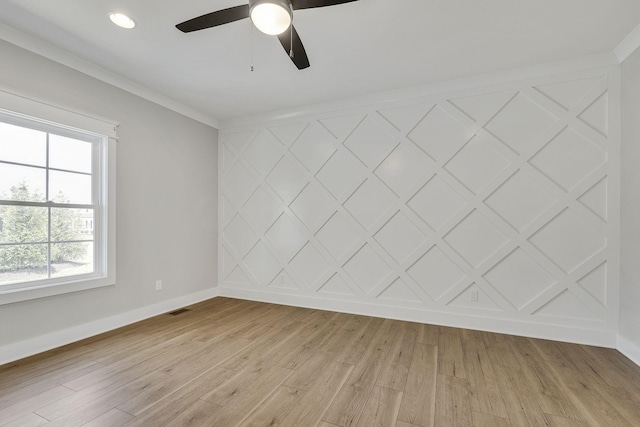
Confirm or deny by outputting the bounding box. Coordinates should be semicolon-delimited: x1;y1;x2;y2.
249;0;293;12
249;0;293;35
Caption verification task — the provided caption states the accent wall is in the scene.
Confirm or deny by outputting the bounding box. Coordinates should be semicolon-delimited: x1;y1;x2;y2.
219;65;619;346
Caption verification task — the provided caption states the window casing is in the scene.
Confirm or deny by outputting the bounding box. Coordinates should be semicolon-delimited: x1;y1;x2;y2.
0;88;116;305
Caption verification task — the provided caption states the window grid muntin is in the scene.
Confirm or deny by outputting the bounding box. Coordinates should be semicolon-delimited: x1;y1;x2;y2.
0;115;103;288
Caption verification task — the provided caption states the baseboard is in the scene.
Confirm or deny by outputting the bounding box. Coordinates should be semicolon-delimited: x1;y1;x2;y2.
617;335;640;367
219;287;616;348
0;287;219;366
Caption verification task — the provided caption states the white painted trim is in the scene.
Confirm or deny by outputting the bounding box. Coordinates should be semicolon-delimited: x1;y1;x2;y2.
219;52;618;129
0;22;220;129
618;335;640;367
0;85;118;137
615;23;640;63
218;288;616;348
0;287;219;366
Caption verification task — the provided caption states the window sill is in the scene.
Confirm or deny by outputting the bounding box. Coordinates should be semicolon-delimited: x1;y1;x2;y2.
0;276;115;305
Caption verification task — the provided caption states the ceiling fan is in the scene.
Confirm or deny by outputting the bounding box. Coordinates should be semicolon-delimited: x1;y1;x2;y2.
176;0;359;70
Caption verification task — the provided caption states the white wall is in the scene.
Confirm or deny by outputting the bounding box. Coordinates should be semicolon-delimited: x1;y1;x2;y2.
219;65;620;346
0;40;218;359
620;46;640;358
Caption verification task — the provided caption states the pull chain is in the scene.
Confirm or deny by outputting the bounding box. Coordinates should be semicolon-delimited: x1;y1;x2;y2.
250;20;254;71
289;18;294;58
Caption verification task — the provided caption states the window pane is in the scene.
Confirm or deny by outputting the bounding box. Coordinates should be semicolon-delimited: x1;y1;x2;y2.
0;163;46;202
49;170;92;204
51;208;93;241
0;121;46;167
50;134;92;173
51;242;93;278
0;243;48;284
0;205;48;243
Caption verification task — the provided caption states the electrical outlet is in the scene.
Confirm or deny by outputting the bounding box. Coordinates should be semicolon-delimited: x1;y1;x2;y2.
469;289;478;301
278;274;285;284
155;280;162;291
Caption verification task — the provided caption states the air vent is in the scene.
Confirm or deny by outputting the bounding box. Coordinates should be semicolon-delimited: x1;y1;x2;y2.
167;308;191;316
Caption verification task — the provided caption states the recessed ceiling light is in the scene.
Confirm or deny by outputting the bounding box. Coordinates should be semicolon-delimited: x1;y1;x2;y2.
109;12;136;29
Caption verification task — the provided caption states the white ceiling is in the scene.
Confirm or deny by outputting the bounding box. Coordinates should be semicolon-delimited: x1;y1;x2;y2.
1;0;639;124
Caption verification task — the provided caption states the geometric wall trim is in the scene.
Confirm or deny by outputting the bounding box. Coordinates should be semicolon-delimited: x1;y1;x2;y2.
219;67;620;343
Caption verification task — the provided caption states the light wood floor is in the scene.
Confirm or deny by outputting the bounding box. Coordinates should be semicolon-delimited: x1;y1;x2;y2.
1;297;640;427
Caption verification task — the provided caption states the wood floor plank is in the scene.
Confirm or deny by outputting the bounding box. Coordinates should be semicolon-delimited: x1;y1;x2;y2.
376;322;418;391
284;350;336;391
461;329;508;419
280;360;353;427
198;365;294;427
0;360;103;411
337;316;385;365
0;412;49;427
238;386;303;427
200;364;293;407
317;313;369;357
437;327;466;378
416;323;439;346
0;346;99;394
0;385;74;426
544;414;590;427
590;381;640;423
433;374;472;427
273;312;344;370
480;332;519;369
322;319;403;427
578;345;640;399
470;412;511;427
122;367;236;427
224;305;301;341
551;374;635;426
355;386;402;427
116;336;254;416
154;399;223;427
39;371;171;427
38;335;252;422
82;408;133;427
219;318;306;372
397;343;437;427
493;364;554;427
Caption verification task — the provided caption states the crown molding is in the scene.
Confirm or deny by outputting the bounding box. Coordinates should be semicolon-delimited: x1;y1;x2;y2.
0;22;220;129
615;23;640;63
219;52;618;130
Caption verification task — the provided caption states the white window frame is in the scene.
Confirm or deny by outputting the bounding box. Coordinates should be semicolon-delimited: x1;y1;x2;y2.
0;87;117;305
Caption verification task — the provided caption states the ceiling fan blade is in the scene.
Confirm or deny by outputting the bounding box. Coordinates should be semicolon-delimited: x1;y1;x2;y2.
291;0;358;10
277;25;310;70
176;5;250;33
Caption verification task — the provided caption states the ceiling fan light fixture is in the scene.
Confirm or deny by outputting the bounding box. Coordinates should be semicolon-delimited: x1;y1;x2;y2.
109;12;136;29
249;0;292;35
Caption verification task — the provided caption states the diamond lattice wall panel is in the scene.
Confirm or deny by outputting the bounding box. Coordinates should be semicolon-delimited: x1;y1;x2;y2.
408;175;466;231
484;171;557;232
444;136;511;195
483;248;556;310
408;106;471;162
290;123;336;173
244;131;282;176
407;246;466;301
529;127;606;191
484;92;558;155
219;67;619;345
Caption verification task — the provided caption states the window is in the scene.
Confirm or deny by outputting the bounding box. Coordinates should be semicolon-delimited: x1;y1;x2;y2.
0;89;116;304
